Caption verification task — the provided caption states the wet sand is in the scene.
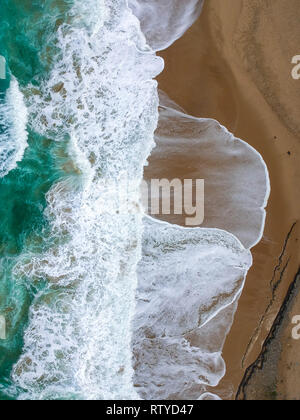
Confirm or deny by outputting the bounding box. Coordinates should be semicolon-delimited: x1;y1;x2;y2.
147;0;300;399
236;270;300;400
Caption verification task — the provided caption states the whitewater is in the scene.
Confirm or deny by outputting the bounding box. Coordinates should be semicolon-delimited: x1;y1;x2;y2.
0;0;269;400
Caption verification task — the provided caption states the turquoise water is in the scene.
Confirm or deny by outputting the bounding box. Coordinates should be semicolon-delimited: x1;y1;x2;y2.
0;0;162;400
0;0;73;399
0;0;270;402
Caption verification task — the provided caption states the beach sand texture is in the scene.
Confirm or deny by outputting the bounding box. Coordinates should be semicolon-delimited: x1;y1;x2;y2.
146;0;300;399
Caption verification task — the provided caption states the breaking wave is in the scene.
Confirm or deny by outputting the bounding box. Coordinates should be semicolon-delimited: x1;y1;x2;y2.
0;78;28;178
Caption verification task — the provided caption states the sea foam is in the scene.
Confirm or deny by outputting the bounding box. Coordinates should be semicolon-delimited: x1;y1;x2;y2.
145;92;270;249
0;78;28;177
133;217;252;399
7;0;270;401
11;0;163;400
128;0;204;51
133;91;269;399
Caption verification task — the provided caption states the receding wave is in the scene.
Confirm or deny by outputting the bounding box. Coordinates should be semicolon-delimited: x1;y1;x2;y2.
145;91;270;249
128;0;204;51
134;217;252;399
135;91;269;399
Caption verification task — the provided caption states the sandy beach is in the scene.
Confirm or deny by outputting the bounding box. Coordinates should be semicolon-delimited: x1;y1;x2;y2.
146;0;300;399
0;0;299;401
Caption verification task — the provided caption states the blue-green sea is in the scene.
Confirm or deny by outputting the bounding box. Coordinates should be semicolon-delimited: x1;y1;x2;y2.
0;0;165;400
0;0;73;400
0;0;270;402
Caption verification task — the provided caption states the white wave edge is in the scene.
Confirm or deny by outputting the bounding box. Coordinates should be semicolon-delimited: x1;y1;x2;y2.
158;102;271;249
0;78;28;177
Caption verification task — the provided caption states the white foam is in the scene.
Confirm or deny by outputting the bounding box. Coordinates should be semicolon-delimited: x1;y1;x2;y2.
198;392;222;401
0;78;28;177
12;0;163;400
128;0;204;51
146;92;270;249
133;217;250;399
9;0;270;402
133;91;270;398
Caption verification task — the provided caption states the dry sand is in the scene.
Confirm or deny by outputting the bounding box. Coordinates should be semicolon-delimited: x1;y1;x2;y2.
146;0;300;399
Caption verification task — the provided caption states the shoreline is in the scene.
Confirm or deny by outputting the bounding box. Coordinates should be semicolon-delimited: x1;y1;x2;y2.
236;269;300;400
154;0;300;399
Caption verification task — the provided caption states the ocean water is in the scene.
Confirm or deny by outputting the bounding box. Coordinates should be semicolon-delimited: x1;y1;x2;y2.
0;0;269;400
0;0;163;400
